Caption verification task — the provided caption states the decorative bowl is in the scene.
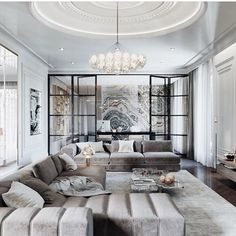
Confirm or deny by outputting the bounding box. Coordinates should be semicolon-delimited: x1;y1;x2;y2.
224;153;235;161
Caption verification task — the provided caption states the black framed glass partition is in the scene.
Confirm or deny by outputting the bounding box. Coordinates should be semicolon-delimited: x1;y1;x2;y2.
48;74;189;155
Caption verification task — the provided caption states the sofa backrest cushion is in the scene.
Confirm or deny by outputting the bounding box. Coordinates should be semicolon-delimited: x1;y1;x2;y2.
133;141;142;153
33;157;58;184
111;141;119;152
142;140;173;153
0;181;12;207
20;175;57;204
61;143;78;158
51;154;64;175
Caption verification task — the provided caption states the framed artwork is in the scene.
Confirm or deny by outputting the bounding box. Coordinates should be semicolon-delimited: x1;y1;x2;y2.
30;88;41;135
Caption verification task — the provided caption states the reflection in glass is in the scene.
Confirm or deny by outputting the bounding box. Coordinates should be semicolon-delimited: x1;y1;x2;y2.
50;136;72;154
74;76;96;95
50;76;72;95
74;96;95;115
152;96;167;115
50;96;71;115
74;116;95;136
151;116;168;134
50;116;72;135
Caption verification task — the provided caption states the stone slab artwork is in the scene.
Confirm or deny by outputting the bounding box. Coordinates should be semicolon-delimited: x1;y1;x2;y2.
100;85;166;135
30;88;41;135
101;85;149;132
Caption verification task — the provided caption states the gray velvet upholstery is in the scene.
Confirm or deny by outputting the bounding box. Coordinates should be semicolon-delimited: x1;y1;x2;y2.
143;152;180;164
142;140;173;153
110;141;119;152
51;154;64;174
0;155;184;236
61;140;180;171
0;207;93;236
75;153;110;165
133;141;142;153
33;157;59;184
110;152;144;164
20;175;58;204
0;181;11;207
62;193;185;236
61;143;78;158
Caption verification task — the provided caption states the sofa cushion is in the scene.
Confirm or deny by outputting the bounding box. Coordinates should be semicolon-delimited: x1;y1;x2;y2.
2;181;44;208
33;157;58;184
110;152;145;164
143;152;180;164
111;140;119;152
142;140;172;153
61;143;78;158
0;181;12;207
133;141;142;153
20;175;57;204
75;152;110;165
51;154;64;175
118;140;134;152
59;153;77;171
90;141;105;153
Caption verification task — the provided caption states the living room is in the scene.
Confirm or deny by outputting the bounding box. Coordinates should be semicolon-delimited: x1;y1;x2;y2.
0;1;236;236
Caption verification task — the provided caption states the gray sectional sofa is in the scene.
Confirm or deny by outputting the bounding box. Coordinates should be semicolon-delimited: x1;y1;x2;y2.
0;155;185;236
62;140;181;171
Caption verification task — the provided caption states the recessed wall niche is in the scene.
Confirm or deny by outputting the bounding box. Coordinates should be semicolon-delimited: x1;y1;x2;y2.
48;74;189;155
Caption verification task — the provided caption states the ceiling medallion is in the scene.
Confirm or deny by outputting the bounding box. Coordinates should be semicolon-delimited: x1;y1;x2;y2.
89;2;146;74
30;2;206;38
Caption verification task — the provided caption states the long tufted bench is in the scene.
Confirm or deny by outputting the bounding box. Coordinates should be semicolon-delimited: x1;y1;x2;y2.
62;193;185;236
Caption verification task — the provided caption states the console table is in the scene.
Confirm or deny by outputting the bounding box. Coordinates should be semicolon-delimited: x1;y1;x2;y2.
217;158;236;182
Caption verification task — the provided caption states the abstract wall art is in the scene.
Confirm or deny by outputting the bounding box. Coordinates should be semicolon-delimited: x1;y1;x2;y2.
30;88;41;135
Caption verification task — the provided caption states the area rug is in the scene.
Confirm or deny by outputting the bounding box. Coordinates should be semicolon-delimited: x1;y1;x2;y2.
106;170;236;236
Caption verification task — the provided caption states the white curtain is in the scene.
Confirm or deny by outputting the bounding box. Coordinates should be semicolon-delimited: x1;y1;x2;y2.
193;60;215;167
0;86;17;165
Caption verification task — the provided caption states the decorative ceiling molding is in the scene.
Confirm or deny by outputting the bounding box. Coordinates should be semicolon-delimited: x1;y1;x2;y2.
184;21;236;73
30;1;206;38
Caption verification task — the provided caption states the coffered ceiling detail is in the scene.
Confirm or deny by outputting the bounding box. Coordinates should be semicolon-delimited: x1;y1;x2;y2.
30;1;206;38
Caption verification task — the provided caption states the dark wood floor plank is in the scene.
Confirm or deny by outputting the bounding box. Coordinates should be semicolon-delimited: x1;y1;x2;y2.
181;158;236;206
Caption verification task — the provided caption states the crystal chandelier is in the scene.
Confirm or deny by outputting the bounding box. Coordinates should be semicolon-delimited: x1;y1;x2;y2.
89;2;146;74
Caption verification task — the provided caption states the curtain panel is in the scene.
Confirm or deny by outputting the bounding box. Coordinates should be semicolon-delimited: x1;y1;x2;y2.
192;60;215;167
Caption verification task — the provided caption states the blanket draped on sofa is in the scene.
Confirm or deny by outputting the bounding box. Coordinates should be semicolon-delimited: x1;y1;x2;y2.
49;176;110;197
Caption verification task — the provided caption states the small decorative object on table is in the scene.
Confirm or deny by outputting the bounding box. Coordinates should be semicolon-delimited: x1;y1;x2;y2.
224;153;235;161
82;145;95;167
131;168;183;193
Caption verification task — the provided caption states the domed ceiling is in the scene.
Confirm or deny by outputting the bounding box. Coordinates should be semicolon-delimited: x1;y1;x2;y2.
30;1;206;38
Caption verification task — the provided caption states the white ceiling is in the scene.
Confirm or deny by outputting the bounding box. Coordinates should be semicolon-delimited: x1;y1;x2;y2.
0;2;236;73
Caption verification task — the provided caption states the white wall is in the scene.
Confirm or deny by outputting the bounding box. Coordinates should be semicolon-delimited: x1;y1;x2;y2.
0;28;49;165
214;43;236;159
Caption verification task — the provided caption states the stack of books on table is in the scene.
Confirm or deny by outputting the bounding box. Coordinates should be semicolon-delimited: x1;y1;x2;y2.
131;176;156;186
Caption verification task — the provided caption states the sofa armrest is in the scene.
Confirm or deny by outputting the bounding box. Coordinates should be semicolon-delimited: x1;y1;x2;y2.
0;207;93;236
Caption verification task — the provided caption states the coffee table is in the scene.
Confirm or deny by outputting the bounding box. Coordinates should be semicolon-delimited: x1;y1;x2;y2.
131;168;184;193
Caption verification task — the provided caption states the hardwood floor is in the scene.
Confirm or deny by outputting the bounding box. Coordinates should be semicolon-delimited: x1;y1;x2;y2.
181;158;236;207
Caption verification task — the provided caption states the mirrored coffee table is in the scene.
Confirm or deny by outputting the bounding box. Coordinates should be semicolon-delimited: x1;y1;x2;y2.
131;168;184;193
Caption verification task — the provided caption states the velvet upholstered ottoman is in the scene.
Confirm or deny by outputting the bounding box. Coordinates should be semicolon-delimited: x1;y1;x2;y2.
62;192;185;236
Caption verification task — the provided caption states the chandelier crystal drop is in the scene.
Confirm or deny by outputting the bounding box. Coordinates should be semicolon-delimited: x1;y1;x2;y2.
89;2;146;74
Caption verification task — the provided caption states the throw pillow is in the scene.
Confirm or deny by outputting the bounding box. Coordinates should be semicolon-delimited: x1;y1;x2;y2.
59;153;77;171
118;140;134;152
76;142;91;152
2;181;44;208
20;175;56;204
90;141;105;153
